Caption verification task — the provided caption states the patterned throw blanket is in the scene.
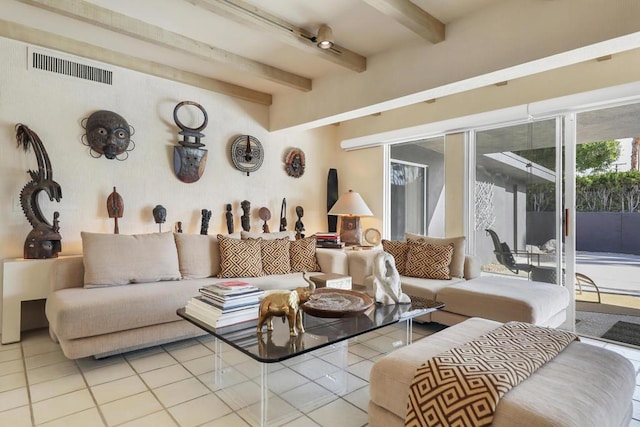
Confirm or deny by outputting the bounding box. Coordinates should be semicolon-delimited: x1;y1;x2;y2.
405;322;579;427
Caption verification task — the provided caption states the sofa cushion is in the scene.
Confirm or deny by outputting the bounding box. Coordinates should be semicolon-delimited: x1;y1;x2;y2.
47;279;209;339
260;238;292;275
174;233;221;279
438;276;570;324
406;233;466;279
217;234;263;278
381;240;408;275
82;232;181;288
241;230;296;241
404;240;453;280
290;237;321;272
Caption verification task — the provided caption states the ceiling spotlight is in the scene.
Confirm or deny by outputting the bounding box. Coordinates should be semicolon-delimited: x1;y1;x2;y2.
316;24;334;49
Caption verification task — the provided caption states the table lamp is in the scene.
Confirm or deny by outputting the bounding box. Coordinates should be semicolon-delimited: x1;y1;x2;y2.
328;190;373;246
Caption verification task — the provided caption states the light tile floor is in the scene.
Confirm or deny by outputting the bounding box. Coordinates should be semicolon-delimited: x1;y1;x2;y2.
1;323;639;426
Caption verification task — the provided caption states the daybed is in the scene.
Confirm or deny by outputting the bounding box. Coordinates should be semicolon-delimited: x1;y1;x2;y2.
369;317;635;427
46;231;347;359
349;233;570;327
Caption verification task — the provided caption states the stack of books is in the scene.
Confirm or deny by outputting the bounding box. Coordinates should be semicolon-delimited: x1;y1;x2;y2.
315;232;345;248
185;280;264;329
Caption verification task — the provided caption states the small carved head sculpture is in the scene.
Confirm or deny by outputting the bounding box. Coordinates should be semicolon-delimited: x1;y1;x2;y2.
83;110;135;160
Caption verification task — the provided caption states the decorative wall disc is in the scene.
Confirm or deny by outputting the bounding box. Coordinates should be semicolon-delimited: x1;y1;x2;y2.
231;135;263;176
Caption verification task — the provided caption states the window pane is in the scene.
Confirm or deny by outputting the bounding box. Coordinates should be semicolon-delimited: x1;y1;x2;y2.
389;137;445;240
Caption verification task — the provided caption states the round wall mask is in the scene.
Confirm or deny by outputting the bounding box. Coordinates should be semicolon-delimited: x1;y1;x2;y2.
284;148;305;178
82;110;135;160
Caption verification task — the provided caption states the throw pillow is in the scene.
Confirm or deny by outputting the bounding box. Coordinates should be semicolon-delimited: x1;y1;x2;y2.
290;237;321;272
381;240;409;275
241;230;296;241
82;231;181;288
217;234;263;278
173;233;221;279
404;240;454;280
260;238;292;275
405;233;466;278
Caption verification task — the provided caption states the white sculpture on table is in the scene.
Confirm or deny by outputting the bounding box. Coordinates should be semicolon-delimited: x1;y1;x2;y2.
373;251;411;305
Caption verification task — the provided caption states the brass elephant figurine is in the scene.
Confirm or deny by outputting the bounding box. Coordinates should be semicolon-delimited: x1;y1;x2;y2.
257;272;315;336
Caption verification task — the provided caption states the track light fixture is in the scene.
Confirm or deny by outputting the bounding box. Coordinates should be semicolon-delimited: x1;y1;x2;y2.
315;24;334;49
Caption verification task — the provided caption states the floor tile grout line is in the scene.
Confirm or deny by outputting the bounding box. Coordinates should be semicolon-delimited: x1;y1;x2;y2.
19;339;35;427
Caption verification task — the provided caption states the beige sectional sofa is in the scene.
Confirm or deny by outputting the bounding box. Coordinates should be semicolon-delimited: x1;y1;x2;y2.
348;233;569;327
46;231;348;359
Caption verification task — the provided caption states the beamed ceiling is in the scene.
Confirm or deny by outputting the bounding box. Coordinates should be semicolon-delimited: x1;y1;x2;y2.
2;0;640;132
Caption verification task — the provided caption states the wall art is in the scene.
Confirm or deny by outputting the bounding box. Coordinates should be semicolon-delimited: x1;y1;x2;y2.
284;148;305;178
173;101;208;183
82;110;135;160
15;124;62;259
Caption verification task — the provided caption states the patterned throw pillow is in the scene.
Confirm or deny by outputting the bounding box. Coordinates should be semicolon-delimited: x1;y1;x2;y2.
290;237;321;272
381;240;409;275
404;240;454;280
405;233;466;278
260;238;292;275
217;234;263;278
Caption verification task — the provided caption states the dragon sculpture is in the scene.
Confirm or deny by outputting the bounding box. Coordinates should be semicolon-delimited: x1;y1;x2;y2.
15;124;62;259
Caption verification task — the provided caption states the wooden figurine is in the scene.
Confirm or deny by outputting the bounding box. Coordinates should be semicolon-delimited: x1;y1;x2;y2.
279;198;287;231
152;205;166;232
225;204;234;234
241;200;251;231
106;187;123;234
259;207;271;233
295;206;305;239
15;124;62;259
200;209;212;235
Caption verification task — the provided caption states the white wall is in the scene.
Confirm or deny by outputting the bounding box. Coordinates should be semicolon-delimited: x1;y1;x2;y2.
0;37;344;329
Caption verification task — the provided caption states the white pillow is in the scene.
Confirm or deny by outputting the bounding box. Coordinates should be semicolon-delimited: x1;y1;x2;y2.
82;232;181;288
174;233;221;279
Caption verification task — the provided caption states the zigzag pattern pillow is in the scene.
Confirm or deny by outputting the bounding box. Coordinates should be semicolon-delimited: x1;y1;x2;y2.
290;237;320;272
217;234;263;278
381;240;408;275
261;238;291;275
404;240;454;280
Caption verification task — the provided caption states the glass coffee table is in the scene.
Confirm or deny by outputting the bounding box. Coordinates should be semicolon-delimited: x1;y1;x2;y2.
177;296;443;426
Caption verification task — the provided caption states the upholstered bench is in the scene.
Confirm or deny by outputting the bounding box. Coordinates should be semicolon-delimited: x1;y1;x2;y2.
369;318;635;427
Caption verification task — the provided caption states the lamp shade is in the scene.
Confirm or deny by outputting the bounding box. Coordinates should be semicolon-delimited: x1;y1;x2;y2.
328;190;373;216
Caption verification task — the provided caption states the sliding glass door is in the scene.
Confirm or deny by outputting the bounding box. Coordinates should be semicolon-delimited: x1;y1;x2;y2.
473;118;564;286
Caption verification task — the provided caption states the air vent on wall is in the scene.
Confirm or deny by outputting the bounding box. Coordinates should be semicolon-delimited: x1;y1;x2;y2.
28;48;113;85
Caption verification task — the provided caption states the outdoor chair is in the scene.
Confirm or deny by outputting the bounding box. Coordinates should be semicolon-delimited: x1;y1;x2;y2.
575;272;602;303
485;229;535;275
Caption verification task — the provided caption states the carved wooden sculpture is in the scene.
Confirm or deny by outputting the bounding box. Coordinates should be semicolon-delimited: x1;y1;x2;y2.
106;187;123;234
15;124;62;259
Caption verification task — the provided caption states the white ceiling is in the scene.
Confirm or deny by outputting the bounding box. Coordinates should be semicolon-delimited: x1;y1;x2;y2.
1;0;501;97
3;0;640;132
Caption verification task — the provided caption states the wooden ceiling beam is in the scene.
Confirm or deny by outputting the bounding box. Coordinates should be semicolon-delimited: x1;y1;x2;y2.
18;0;311;92
362;0;445;44
0;19;272;105
187;0;367;73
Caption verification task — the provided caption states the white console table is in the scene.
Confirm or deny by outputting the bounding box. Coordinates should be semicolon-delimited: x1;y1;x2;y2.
1;256;80;344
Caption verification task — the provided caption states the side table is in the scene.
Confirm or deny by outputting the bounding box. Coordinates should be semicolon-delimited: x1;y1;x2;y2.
2;255;80;344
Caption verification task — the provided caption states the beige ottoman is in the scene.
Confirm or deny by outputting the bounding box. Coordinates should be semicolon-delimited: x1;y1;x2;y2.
369;318;635;427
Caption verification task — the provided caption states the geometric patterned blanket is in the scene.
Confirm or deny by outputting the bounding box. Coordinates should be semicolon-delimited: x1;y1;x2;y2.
405;322;579;427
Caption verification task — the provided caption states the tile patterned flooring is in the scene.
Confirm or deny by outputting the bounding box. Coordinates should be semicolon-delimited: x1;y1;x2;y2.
1;323;640;426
